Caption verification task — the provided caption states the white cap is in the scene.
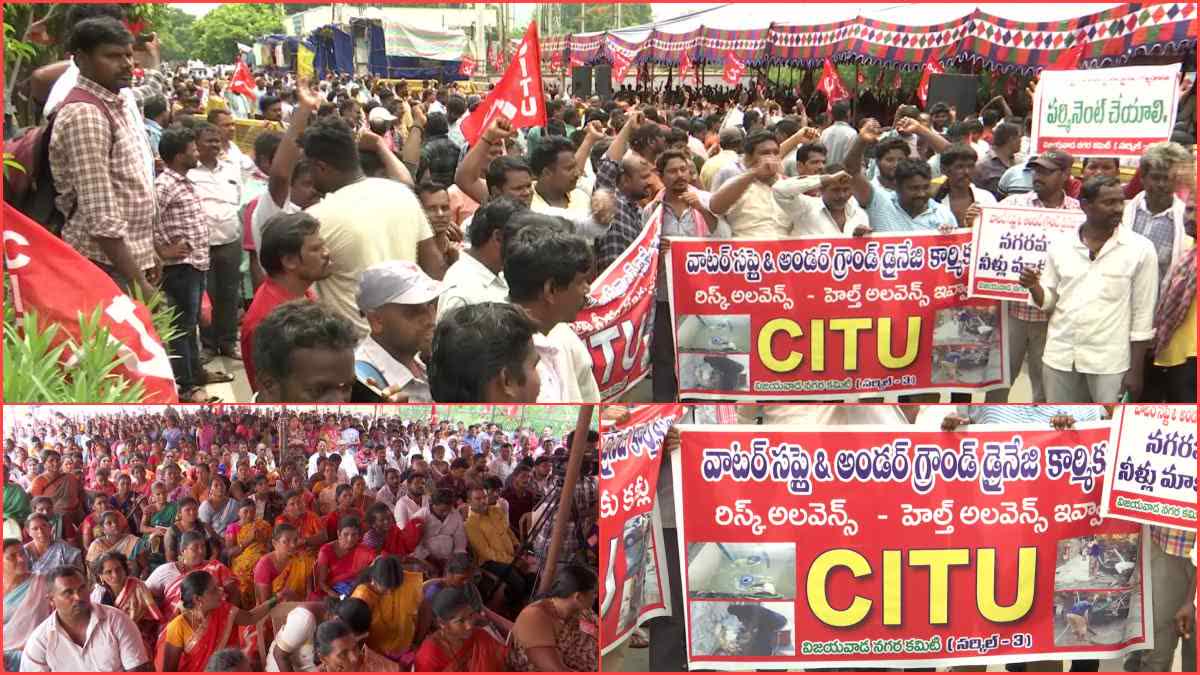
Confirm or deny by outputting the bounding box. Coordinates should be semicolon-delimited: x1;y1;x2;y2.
368;106;396;124
356;261;446;314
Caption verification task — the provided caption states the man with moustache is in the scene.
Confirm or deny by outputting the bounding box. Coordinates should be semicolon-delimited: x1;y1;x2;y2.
353;261;446;403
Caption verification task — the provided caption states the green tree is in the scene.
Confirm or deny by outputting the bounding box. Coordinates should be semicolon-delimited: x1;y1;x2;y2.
137;5;198;64
555;4;653;33
193;3;284;65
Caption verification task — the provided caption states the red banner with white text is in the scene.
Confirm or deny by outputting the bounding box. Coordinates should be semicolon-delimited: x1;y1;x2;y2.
571;206;662;401
666;232;1008;400
673;423;1149;669
599;404;684;653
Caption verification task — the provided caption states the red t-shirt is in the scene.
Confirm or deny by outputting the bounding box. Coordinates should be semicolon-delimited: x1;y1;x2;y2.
240;279;316;392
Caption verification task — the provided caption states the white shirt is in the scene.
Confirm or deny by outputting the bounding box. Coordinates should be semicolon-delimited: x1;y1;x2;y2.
1038;227;1159;375
374;483;402;509
354;337;432;402
532;323;601;403
393;493;430;529
489;456;516;483
771;175;868;237
189;159;244;245
414;506;467;561
21;605;149;672
436;254;509;322
306;451;359;480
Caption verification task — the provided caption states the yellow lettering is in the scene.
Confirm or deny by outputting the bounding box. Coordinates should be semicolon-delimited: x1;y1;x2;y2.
977;547;1037;622
807;550;872;628
811;319;825;371
908;549;970;625
829;318;872;370
882;549;902;626
877;317;921;369
758;319;803;373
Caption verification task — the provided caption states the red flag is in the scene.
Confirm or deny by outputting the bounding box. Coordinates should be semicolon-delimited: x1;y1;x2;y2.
4;205;178;403
815;58;850;110
721;52;745;86
570;53;584;68
229;58;257;102
460;22;546;146
679;50;696;84
458;56;477;78
917;54;944;107
1047;43;1084;71
610;50;634;87
891;69;902;91
550;50;563;71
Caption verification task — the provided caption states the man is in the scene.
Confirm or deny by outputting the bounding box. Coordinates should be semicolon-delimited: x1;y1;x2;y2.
414;181;460;269
417;112;460;187
1020;176;1158;403
699;127;745;191
1138;523;1197;671
845;117;949;211
595;111;659;269
393;470;430;529
301;117;445;337
1148;195;1197;403
464;485;528;611
354;261;445;403
772;167;865;236
1122;142;1191;287
48;17;157;299
973;121;1022;200
855;157;947;234
504;217;600;403
241;212;332;393
188;121;244;362
709;131;794;239
934;143;997;229
252;79;323;253
436;197;521;322
260;95;284;124
142;95;169;156
428;302;542;402
20;566;150;671
413;488;467;569
488;443;516;483
252;301;357;403
794;143;828;180
453;119;534;209
819;99;857;165
209;108;258;197
928;102;952;134
530;135;588;212
985;150;1081;404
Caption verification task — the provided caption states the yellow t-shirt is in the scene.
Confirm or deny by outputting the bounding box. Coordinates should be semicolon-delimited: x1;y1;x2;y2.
164;613;195;648
1155;297;1197;367
351;571;424;656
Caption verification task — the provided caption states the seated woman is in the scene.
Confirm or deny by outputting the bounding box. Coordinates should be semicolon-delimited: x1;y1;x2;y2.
363;502;425;560
275;490;327;584
200;475;241;544
350;555;428;663
147;530;239;618
323;484;364;541
507;565;598;672
91;550;162;656
30;496;78;548
254;523;315;603
265;606;319;672
23;512;82;573
80;492;116;552
415;586;508;672
140;482;178;572
163;497;208;563
315;516;375;598
347;476;373;514
3;538;52;671
86;510;145;580
158;569;282;672
225;501;272;607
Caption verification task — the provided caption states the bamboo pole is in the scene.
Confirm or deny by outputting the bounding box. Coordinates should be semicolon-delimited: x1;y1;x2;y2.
536;405;594;595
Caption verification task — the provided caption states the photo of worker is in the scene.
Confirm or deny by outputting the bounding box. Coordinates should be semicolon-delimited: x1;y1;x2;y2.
690;601;796;657
1053;590;1143;648
676;315;752;353
687;542;795;600
678;353;751;392
1055;534;1141;590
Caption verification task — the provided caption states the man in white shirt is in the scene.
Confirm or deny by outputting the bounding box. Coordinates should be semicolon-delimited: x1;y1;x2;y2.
1020;176;1159;403
393;471;430;529
819;100;858;166
189;122;244;361
437;196;515;322
772;169;866;236
413;488;467;566
372;466;404;508
354;261;443;402
21;567;150;672
503;215;601;403
306;440;359;481
488;442;516;483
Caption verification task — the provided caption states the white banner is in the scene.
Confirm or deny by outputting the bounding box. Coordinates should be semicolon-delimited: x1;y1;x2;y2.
382;22;468;61
1100;405;1198;531
967;206;1084;302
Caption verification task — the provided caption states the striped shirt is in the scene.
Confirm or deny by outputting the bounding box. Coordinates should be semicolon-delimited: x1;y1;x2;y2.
1128;196;1181;284
864;188;947;233
998;191;1082;323
1150;526;1196;558
153;168;210;271
959;404;1105;425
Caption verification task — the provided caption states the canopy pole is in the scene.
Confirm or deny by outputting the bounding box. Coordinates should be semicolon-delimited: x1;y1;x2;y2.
537;405;595;595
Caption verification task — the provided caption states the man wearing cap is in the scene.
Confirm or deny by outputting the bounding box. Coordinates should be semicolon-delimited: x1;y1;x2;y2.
353;261;445;403
985;150;1081;404
367;106;398;152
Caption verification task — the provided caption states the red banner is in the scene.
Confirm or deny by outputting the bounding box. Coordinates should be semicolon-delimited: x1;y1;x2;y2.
917;55;944;108
666;232;1009;400
458;55;477;78
3;205;178;403
816;58;850;111
611;50;635;88
673;422;1149;669
1100;405;1197;530
599;404;684;653
722;52;745;86
550;50;563;71
461;22;546;145
570;206;663;401
679;50;695;85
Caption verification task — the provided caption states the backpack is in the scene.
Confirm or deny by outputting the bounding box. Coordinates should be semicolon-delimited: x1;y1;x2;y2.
4;87;116;235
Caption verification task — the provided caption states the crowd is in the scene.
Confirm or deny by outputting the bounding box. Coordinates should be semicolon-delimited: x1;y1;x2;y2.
7;3;1198;406
604;403;1195;673
2;407;599;671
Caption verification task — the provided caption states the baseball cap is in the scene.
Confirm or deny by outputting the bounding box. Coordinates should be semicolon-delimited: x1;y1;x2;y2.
1029;150;1074;172
368;106;397;124
357;261;446;314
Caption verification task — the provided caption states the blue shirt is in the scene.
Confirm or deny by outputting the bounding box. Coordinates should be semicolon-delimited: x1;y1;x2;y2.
145;119;162;155
864;187;946;233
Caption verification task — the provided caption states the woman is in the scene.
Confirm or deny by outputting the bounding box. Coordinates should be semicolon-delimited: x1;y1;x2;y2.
80;492;116;551
23;512;83;572
265;606;318;672
112;473;142;535
199;475;241;543
141;482;178;571
3;539;52;671
323;484;363;540
315;516;375;598
351;556;428;662
415;586;507;672
164;497;207;562
225;501;272;606
86;510;145;579
91;550;163;655
348;475;372;513
159;569;283;672
147;530;239;618
507;565;598;672
275;490;326;579
254;523;314;603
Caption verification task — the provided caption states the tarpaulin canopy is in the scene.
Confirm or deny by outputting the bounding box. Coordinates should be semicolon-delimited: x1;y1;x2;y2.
547;2;1196;74
382;22;468;60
